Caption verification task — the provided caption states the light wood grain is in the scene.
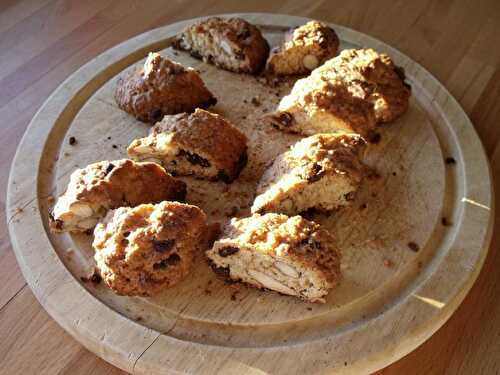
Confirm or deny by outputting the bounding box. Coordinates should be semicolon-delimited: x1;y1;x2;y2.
1;2;500;375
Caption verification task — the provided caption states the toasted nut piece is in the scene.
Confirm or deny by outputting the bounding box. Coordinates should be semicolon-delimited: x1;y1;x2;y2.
248;269;296;295
70;202;94;218
303;54;319;70
78;217;99;229
275;261;299;278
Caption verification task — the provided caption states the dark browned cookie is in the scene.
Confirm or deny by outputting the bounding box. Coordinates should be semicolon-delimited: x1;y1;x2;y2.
114;52;216;123
174;17;270;74
128;109;248;183
93;201;207;296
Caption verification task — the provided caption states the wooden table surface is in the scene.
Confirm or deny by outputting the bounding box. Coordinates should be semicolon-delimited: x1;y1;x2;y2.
1;1;499;374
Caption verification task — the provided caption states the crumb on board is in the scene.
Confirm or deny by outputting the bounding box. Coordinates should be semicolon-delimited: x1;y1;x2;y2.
359;203;367;210
307;307;313;311
107;136;112;140
250;96;261;106
441;217;451;226
112;144;118;149
383;259;393;268
407;241;420;252
69;136;77;145
135;316;144;322
445;157;456;165
230;291;239;301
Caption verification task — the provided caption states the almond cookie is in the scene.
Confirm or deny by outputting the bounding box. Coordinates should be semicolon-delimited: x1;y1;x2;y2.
252;133;367;215
93;201;207;296
268;48;411;138
127;109;248;183
49;159;186;233
267;21;339;75
207;213;341;303
114;52;216;123
174;17;269;74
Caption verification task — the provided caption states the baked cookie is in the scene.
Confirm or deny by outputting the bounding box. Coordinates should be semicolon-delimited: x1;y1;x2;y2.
49;159;186;233
114;52;216;123
127;109;248;183
268;48;411;138
93;201;207;296
207;213;341;303
174;17;270;74
252;133;367;215
266;21;339;75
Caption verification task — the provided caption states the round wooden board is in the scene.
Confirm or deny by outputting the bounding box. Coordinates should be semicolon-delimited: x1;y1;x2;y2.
6;13;494;375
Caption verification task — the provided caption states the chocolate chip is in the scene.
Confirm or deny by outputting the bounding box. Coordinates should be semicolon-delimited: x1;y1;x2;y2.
218;246;240;257
306;163;324;183
149;109;163;122
154;253;181;269
368;132;381;144
69;136;77;145
178;149;211;168
104;163;115;175
90;271;102;284
344;191;356;201
407;241;419;252
445;157;456;165
152;239;175;253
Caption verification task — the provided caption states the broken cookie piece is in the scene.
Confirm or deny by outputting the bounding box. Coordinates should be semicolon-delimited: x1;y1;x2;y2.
267;20;339;75
114;52;216;123
174;17;270;74
127;109;248;183
93;201;207;296
49;159;186;233
207;213;341;303
268;48;411;137
252;133;367;215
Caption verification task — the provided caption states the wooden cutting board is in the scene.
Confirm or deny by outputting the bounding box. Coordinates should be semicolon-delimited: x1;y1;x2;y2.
6;13;493;375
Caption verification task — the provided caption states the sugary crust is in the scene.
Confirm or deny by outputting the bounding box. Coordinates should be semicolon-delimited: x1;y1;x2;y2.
269;48;410;137
174;17;270;74
210;213;341;287
127;109;248;182
114;53;216;123
252;133;367;214
49;159;186;232
267;21;339;75
93;202;207;296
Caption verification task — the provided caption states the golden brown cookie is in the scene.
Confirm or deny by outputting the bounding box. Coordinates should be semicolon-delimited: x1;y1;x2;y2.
49;159;186;233
267;21;339;75
114;52;216;123
252;133;367;215
127;109;248;183
174;17;270;74
268;48;411;138
207;213;341;303
93;201;207;296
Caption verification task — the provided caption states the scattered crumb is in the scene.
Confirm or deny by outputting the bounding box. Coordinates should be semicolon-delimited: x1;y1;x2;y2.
407;241;420;252
371;192;377;198
368;132;381;144
307;307;312;311
230;291;239;301
135;316;144;322
66;247;74;254
344;362;348;367
107;136;112;140
243;99;248;104
383;259;393;268
241;115;247;120
112;144;118;149
441;217;451;226
392;172;397;176
14;207;23;214
445;157;456;165
359;203;367;210
63;152;70;157
69;136;77;145
250;96;261;106
204;289;212;296
173;51;178;56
